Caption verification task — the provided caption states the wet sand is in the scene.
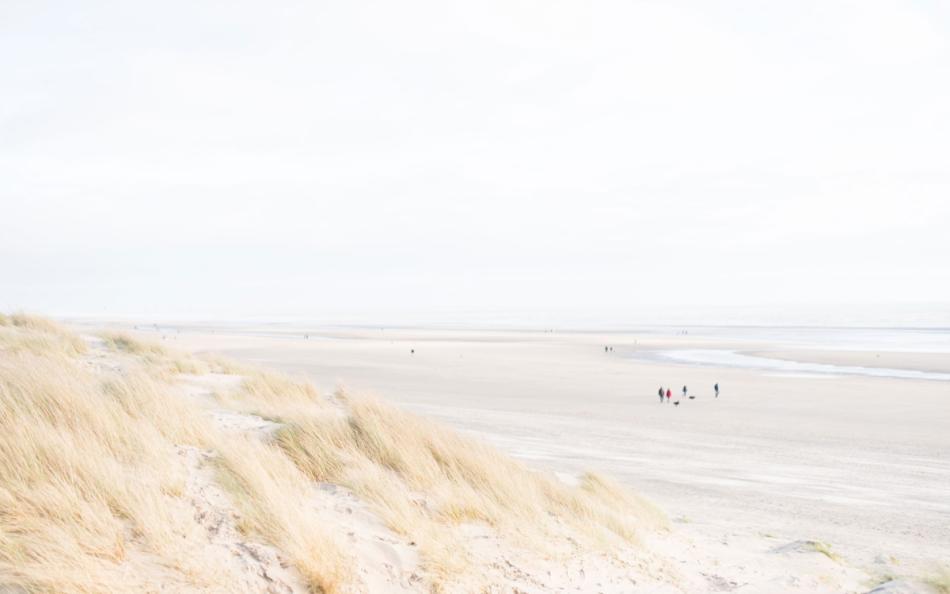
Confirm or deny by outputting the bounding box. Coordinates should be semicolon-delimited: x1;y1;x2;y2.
749;349;950;375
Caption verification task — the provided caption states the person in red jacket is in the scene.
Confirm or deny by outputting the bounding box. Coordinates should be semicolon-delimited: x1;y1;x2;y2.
666;388;671;401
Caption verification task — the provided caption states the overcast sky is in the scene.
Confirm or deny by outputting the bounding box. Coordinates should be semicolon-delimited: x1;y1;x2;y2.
2;1;949;324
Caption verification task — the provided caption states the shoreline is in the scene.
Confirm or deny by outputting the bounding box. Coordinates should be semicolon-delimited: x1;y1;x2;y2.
635;348;950;381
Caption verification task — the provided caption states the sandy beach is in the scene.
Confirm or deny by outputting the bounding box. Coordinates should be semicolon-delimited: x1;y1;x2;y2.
68;321;949;592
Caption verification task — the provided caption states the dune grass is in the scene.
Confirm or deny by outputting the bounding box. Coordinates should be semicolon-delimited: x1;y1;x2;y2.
99;330;171;357
208;366;332;427
1;315;665;593
214;436;353;593
274;393;666;582
99;330;210;375
0;320;370;594
238;370;322;405
0;350;217;591
0;312;87;356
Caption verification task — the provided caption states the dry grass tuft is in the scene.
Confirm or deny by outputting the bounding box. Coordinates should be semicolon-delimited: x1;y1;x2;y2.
0;350;218;591
276;393;667;577
100;331;171;357
99;331;210;375
807;541;840;563
8;312;71;334
0;312;87;356
239;370;322;406
212;367;329;423
1;320;359;593
215;436;353;594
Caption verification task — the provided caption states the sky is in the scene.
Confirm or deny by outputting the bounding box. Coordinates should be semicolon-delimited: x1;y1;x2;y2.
2;0;950;325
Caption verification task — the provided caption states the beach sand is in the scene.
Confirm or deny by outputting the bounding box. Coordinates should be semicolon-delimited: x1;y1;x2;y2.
77;322;950;592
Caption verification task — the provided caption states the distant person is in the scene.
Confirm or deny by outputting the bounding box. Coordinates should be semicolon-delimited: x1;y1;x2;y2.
714;383;719;398
658;387;664;403
682;385;687;399
666;388;671;401
605;346;608;353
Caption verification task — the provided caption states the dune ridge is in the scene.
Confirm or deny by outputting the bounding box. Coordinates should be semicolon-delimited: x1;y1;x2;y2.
0;316;667;593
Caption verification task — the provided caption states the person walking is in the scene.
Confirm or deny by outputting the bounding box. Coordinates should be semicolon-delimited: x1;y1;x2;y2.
714;383;719;398
658;386;665;403
666;388;671;401
682;385;688;399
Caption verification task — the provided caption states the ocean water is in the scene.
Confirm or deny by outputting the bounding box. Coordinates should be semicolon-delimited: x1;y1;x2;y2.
642;348;950;381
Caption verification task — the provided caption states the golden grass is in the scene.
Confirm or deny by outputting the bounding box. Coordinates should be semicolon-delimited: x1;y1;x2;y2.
7;312;73;335
99;330;171;357
215;436;353;594
99;331;210;375
0;312;87;356
239;370;322;405
0;320;360;593
275;394;666;583
2;316;665;593
210;367;331;426
0;351;216;592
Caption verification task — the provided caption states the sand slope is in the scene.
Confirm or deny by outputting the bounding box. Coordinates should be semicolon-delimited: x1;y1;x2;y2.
7;316;944;593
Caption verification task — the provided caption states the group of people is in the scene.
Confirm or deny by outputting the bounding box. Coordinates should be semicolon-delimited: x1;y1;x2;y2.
658;383;719;406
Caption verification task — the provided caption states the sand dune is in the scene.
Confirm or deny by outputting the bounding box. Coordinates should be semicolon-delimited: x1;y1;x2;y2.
0;317;661;593
3;316;948;593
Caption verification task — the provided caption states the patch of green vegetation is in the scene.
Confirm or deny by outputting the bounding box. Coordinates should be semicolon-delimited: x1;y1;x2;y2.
808;541;840;563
